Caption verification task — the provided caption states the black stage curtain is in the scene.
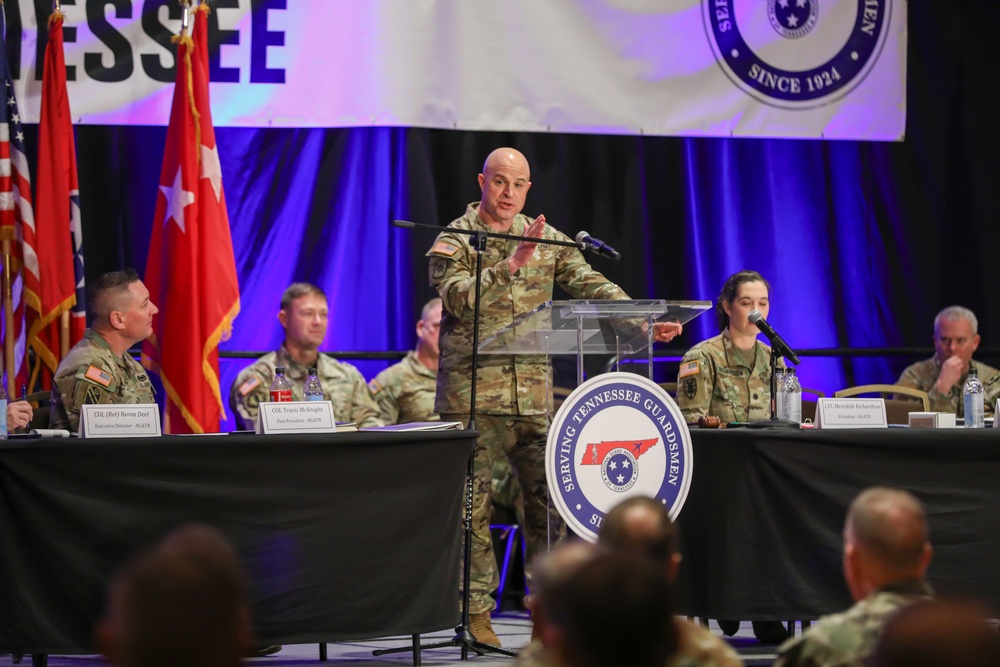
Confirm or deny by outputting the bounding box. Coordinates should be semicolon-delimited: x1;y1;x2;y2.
0;431;472;653
676;429;1000;620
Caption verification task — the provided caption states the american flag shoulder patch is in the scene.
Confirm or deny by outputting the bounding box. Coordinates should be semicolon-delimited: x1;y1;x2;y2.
238;376;261;396
84;365;113;387
431;241;459;256
678;360;700;379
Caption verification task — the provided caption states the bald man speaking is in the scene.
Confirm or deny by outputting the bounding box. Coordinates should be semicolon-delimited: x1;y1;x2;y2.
428;148;682;646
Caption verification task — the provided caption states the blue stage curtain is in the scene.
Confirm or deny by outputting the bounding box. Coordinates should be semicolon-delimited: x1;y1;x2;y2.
20;0;994;430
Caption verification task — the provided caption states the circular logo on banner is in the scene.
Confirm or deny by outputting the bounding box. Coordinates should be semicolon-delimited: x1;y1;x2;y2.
546;373;694;543
702;0;891;109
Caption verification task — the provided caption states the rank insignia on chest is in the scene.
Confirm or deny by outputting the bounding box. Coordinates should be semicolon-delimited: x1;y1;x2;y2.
683;378;698;399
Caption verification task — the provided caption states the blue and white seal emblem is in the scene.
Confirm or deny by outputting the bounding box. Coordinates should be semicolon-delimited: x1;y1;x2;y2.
703;0;892;108
546;373;693;542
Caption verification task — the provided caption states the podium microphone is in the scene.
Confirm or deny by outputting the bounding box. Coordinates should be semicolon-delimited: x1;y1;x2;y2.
575;231;621;261
748;310;800;366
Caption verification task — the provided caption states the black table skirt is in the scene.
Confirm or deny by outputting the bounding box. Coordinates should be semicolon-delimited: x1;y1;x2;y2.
676;428;1000;620
0;430;473;653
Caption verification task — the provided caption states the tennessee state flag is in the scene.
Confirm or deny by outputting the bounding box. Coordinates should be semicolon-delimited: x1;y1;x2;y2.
143;4;240;434
25;8;85;378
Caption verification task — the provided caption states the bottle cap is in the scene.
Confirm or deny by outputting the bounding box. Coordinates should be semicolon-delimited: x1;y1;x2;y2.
309;367;318;375
276;366;285;373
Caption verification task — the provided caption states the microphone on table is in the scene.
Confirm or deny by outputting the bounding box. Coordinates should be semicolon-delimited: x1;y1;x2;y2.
748;310;800;366
575;231;621;261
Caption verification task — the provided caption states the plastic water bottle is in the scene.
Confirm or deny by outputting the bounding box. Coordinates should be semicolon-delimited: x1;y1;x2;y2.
269;367;293;402
0;375;8;440
784;368;802;424
774;369;787;420
963;367;985;428
304;368;324;401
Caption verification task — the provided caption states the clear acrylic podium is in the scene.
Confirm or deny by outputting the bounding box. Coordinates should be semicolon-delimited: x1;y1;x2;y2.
478;299;711;386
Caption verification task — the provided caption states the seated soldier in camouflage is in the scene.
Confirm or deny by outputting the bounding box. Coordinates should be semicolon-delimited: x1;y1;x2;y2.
896;305;1000;418
368;297;442;424
675;270;787;643
229;282;383;430
676;270;785;424
50;269;158;432
774;487;934;667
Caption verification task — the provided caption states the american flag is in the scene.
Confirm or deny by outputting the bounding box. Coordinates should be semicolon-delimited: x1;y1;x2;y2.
0;9;36;394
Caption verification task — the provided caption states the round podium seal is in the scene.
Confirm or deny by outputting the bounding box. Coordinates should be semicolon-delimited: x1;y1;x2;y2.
546;373;694;542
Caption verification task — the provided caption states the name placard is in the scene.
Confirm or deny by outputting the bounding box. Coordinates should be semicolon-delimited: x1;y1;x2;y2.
815;398;888;429
79;404;162;438
256;401;337;435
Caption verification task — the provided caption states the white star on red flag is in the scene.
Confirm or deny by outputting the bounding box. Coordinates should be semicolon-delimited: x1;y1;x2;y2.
159;167;195;233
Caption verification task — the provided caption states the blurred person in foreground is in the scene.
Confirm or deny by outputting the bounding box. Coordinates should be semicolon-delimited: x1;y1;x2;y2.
774;487;933;667
533;545;677;667
96;524;253;667
866;599;1000;667
517;496;743;667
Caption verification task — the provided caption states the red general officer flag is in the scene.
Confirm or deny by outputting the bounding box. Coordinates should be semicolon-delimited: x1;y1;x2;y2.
143;4;240;434
25;8;85;377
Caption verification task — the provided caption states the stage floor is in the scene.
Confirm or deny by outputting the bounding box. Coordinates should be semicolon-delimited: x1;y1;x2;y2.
10;614;787;667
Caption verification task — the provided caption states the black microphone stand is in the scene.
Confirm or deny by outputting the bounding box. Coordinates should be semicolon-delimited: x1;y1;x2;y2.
373;219;581;662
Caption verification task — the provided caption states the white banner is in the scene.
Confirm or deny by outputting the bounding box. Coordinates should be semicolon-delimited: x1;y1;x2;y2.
8;0;906;139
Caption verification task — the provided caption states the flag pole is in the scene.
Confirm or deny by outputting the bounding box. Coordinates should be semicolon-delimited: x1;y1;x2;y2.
2;241;13;394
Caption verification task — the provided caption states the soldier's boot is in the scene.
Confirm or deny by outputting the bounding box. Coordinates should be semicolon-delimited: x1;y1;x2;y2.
469;611;502;647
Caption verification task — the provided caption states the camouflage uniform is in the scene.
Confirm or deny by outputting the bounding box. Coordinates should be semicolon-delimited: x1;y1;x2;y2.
773;579;932;667
49;329;156;432
368;351;439;424
676;332;783;423
515;618;744;667
430;203;629;615
229;344;383;430
896;357;1000;417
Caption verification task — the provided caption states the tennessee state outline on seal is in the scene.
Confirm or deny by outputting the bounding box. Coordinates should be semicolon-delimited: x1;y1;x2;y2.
546;373;694;542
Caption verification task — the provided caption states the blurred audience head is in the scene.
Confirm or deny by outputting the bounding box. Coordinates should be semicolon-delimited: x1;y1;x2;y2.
843;487;932;601
539;547;676;667
598;495;680;583
97;524;252;667
868;599;1000;667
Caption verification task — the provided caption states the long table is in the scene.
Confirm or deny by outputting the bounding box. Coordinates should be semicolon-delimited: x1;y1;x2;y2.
676;428;1000;620
0;430;473;654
